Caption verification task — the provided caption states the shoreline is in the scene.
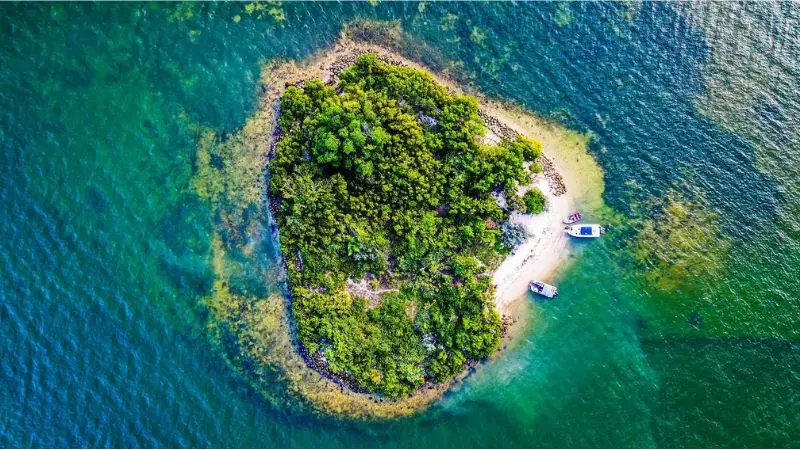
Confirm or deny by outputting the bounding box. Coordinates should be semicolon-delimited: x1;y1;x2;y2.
204;31;604;419
482;106;604;318
492;174;572;316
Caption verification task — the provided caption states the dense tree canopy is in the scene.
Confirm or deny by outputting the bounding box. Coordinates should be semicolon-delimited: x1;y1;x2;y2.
270;54;543;397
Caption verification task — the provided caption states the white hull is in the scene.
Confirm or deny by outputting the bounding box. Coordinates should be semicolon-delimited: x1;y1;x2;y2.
564;224;605;238
530;280;558;298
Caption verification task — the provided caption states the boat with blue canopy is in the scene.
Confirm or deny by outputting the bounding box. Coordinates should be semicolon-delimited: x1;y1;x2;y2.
564;224;605;238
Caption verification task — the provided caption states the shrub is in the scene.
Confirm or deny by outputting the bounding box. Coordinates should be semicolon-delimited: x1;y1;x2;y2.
506;193;526;213
523;188;547;214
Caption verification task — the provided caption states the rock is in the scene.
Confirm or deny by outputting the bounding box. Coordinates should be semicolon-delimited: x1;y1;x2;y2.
540;156;566;196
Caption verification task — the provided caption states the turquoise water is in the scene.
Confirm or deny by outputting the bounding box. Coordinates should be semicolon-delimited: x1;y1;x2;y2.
1;2;798;447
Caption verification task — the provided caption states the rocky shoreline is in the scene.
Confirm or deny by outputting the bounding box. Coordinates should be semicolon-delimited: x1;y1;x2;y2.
478;110;566;197
539;155;567;197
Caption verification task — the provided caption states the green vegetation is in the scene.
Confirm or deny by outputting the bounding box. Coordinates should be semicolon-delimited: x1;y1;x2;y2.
271;54;543;397
523;188;547;214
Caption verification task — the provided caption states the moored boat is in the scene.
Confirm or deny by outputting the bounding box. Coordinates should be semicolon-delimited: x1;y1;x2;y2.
530;280;558;298
563;212;582;224
564;224;605;238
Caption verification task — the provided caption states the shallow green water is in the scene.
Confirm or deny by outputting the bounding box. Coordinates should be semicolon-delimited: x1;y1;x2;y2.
1;2;798;447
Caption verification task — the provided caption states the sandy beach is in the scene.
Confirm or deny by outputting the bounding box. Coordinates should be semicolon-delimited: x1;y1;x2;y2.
481;99;605;319
492;174;572;316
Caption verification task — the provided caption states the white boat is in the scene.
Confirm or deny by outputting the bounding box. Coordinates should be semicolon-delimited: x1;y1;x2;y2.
563;212;582;224
530;280;558;298
564;224;605;238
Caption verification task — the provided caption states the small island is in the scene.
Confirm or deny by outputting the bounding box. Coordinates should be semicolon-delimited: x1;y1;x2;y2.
272;54;544;397
195;28;604;418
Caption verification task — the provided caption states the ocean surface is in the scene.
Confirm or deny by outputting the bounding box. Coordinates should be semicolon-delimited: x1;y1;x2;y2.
1;2;798;447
